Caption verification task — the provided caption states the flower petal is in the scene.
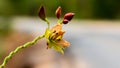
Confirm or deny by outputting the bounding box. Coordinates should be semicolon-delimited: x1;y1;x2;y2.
57;39;70;48
47;40;64;54
51;24;62;32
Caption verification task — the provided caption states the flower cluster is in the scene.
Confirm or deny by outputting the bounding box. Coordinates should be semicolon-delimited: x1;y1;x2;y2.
38;5;74;54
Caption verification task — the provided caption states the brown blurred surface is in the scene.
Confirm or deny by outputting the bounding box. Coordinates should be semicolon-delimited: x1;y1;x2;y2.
0;31;56;68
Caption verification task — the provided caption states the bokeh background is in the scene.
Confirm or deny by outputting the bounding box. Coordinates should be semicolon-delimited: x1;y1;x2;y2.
0;0;120;68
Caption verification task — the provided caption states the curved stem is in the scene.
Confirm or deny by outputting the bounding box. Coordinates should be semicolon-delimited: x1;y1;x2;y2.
45;18;50;29
0;34;45;68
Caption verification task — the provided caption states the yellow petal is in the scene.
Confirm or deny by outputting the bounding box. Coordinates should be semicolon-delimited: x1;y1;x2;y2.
47;40;64;54
45;28;51;39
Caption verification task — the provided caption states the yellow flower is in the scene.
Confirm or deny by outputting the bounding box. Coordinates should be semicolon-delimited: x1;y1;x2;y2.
45;23;70;54
38;6;75;54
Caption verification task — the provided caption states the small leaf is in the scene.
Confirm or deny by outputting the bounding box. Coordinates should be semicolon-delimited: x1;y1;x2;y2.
38;5;46;21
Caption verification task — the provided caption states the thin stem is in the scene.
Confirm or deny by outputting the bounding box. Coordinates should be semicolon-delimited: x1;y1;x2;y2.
0;34;45;68
45;18;50;29
57;19;62;24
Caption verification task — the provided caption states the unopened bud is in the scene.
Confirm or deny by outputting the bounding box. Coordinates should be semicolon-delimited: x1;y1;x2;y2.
64;13;74;21
63;19;69;24
55;6;61;19
38;5;46;21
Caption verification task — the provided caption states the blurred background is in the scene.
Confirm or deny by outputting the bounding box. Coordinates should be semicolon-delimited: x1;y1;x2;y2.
0;0;120;68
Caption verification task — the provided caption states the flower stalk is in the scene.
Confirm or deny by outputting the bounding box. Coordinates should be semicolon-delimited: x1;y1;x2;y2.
0;5;74;68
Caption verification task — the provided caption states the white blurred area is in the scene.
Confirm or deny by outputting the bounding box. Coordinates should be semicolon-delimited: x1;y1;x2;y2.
3;17;120;68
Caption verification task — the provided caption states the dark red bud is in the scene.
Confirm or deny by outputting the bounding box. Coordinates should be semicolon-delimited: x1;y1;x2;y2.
38;5;46;21
64;13;75;21
63;19;69;24
55;6;61;19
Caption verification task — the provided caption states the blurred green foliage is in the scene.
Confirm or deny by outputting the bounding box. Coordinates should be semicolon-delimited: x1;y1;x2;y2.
0;17;12;36
0;0;120;19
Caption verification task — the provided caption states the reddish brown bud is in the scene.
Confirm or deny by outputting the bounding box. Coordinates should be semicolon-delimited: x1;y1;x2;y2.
55;6;61;19
64;13;75;21
63;19;69;24
38;5;46;21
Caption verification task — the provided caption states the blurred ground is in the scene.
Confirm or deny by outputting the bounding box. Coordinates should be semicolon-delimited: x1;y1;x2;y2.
0;17;120;68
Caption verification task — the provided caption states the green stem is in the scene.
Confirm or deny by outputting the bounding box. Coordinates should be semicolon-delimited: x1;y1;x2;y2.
45;18;50;29
57;19;62;24
0;34;45;68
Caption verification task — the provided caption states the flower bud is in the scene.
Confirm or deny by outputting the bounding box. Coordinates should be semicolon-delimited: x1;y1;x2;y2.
55;6;61;19
38;5;46;21
64;13;75;21
63;19;69;24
